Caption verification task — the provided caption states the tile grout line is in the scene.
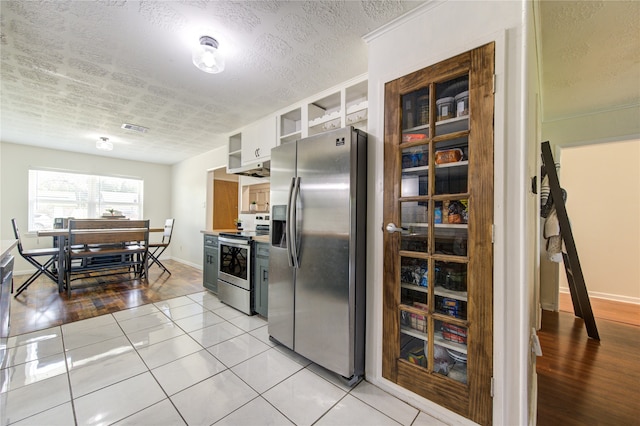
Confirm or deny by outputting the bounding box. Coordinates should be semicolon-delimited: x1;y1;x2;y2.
106;298;269;424
152;297;315;425
5;293;429;426
112;310;189;426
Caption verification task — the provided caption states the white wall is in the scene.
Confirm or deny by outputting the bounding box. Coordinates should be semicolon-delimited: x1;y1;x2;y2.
365;1;533;424
540;106;640;307
526;2;543;422
558;140;640;303
0;142;172;274
543;106;640;149
170;141;227;268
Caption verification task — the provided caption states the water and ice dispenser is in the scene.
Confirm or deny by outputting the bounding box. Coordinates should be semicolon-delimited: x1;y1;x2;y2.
271;205;287;248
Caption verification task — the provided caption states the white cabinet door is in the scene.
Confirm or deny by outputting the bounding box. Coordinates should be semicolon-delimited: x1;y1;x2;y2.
242;115;276;165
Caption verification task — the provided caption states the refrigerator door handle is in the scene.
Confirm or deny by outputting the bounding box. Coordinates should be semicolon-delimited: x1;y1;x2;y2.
286;177;296;267
290;176;301;269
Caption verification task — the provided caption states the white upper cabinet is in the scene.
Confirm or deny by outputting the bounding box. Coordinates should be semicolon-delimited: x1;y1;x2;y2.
228;75;367;172
277;74;368;144
242;115;276;165
278;107;302;145
227;114;276;172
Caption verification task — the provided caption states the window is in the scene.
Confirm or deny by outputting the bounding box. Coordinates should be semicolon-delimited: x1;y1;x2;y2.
28;169;144;231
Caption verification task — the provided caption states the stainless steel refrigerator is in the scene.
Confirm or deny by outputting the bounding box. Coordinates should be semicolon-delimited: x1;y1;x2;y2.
268;126;366;383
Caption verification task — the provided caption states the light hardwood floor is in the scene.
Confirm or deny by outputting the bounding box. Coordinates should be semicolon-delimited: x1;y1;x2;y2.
8;259;203;337
538;295;640;425
558;291;640;326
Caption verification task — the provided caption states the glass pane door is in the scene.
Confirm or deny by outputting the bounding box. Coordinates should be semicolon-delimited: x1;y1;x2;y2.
397;73;470;383
383;43;494;424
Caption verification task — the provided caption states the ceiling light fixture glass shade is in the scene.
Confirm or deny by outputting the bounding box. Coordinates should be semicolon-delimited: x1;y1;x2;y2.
96;137;113;151
193;36;225;74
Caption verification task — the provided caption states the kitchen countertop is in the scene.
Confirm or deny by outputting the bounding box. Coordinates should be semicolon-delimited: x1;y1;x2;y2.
201;230;269;244
1;240;18;260
201;229;236;236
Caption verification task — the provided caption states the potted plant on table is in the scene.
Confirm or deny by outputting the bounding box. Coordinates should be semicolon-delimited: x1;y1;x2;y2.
250;201;257;212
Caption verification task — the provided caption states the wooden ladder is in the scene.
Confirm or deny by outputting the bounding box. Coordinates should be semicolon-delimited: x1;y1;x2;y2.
541;141;599;340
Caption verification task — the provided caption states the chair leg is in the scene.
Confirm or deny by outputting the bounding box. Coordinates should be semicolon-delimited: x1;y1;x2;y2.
155;258;171;275
66;256;72;298
14;269;45;296
148;248;160;267
143;252;149;281
14;256;58;297
148;247;170;275
41;257;58;283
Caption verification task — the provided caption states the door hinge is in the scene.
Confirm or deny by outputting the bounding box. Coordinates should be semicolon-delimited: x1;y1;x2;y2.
491;224;495;244
492;74;496;94
491;377;495;397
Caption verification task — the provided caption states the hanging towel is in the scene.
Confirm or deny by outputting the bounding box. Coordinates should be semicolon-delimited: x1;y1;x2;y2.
544;208;562;262
540;163;567;262
540;174;551;217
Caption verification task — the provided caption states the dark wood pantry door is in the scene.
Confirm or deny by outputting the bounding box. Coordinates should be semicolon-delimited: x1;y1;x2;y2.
382;43;495;425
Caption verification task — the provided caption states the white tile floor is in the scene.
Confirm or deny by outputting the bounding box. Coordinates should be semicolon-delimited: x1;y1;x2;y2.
0;291;448;426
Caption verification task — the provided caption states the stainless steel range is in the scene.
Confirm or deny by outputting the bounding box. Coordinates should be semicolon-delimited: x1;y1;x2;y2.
218;233;254;315
217;225;269;315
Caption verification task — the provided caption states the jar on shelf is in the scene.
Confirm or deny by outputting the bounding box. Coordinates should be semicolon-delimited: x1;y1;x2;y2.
403;94;415;129
436;97;454;121
455;91;469;117
416;94;429;126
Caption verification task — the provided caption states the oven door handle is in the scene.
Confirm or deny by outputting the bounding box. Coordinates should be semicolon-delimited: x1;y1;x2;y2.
218;237;250;248
289;176;301;269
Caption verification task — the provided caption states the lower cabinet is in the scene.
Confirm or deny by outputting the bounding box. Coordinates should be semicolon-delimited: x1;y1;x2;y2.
203;235;218;293
253;242;269;317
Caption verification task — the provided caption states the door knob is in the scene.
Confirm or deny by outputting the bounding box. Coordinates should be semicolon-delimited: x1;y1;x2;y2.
386;223;407;234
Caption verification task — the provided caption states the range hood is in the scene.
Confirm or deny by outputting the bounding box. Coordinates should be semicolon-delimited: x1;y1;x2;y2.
231;161;270;178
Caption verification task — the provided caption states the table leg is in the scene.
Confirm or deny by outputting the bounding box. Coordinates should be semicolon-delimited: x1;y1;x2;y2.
57;236;65;293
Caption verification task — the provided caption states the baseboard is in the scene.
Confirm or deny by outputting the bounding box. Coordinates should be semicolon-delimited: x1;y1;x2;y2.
364;376;474;425
541;302;558;312
559;287;640;305
168;256;201;270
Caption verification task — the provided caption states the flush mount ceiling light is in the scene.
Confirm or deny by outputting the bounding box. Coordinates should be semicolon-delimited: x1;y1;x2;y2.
96;137;113;151
192;35;225;74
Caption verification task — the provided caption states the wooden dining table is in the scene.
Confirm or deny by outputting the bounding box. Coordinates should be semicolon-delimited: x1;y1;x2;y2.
38;227;164;292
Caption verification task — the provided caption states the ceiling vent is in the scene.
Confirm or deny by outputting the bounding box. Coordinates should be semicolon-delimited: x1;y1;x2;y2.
121;123;149;133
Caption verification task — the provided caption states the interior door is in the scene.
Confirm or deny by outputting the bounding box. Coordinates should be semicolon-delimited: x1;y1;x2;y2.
213;180;238;229
382;43;494;424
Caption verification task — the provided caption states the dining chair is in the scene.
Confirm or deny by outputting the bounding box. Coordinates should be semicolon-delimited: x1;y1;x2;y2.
11;218;59;296
147;218;175;275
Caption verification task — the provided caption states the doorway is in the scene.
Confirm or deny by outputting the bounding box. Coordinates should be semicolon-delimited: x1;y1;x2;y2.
557;139;640;316
213;168;239;229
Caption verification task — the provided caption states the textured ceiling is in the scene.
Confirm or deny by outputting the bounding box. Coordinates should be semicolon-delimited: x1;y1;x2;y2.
0;0;422;164
1;1;638;165
539;0;640;122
